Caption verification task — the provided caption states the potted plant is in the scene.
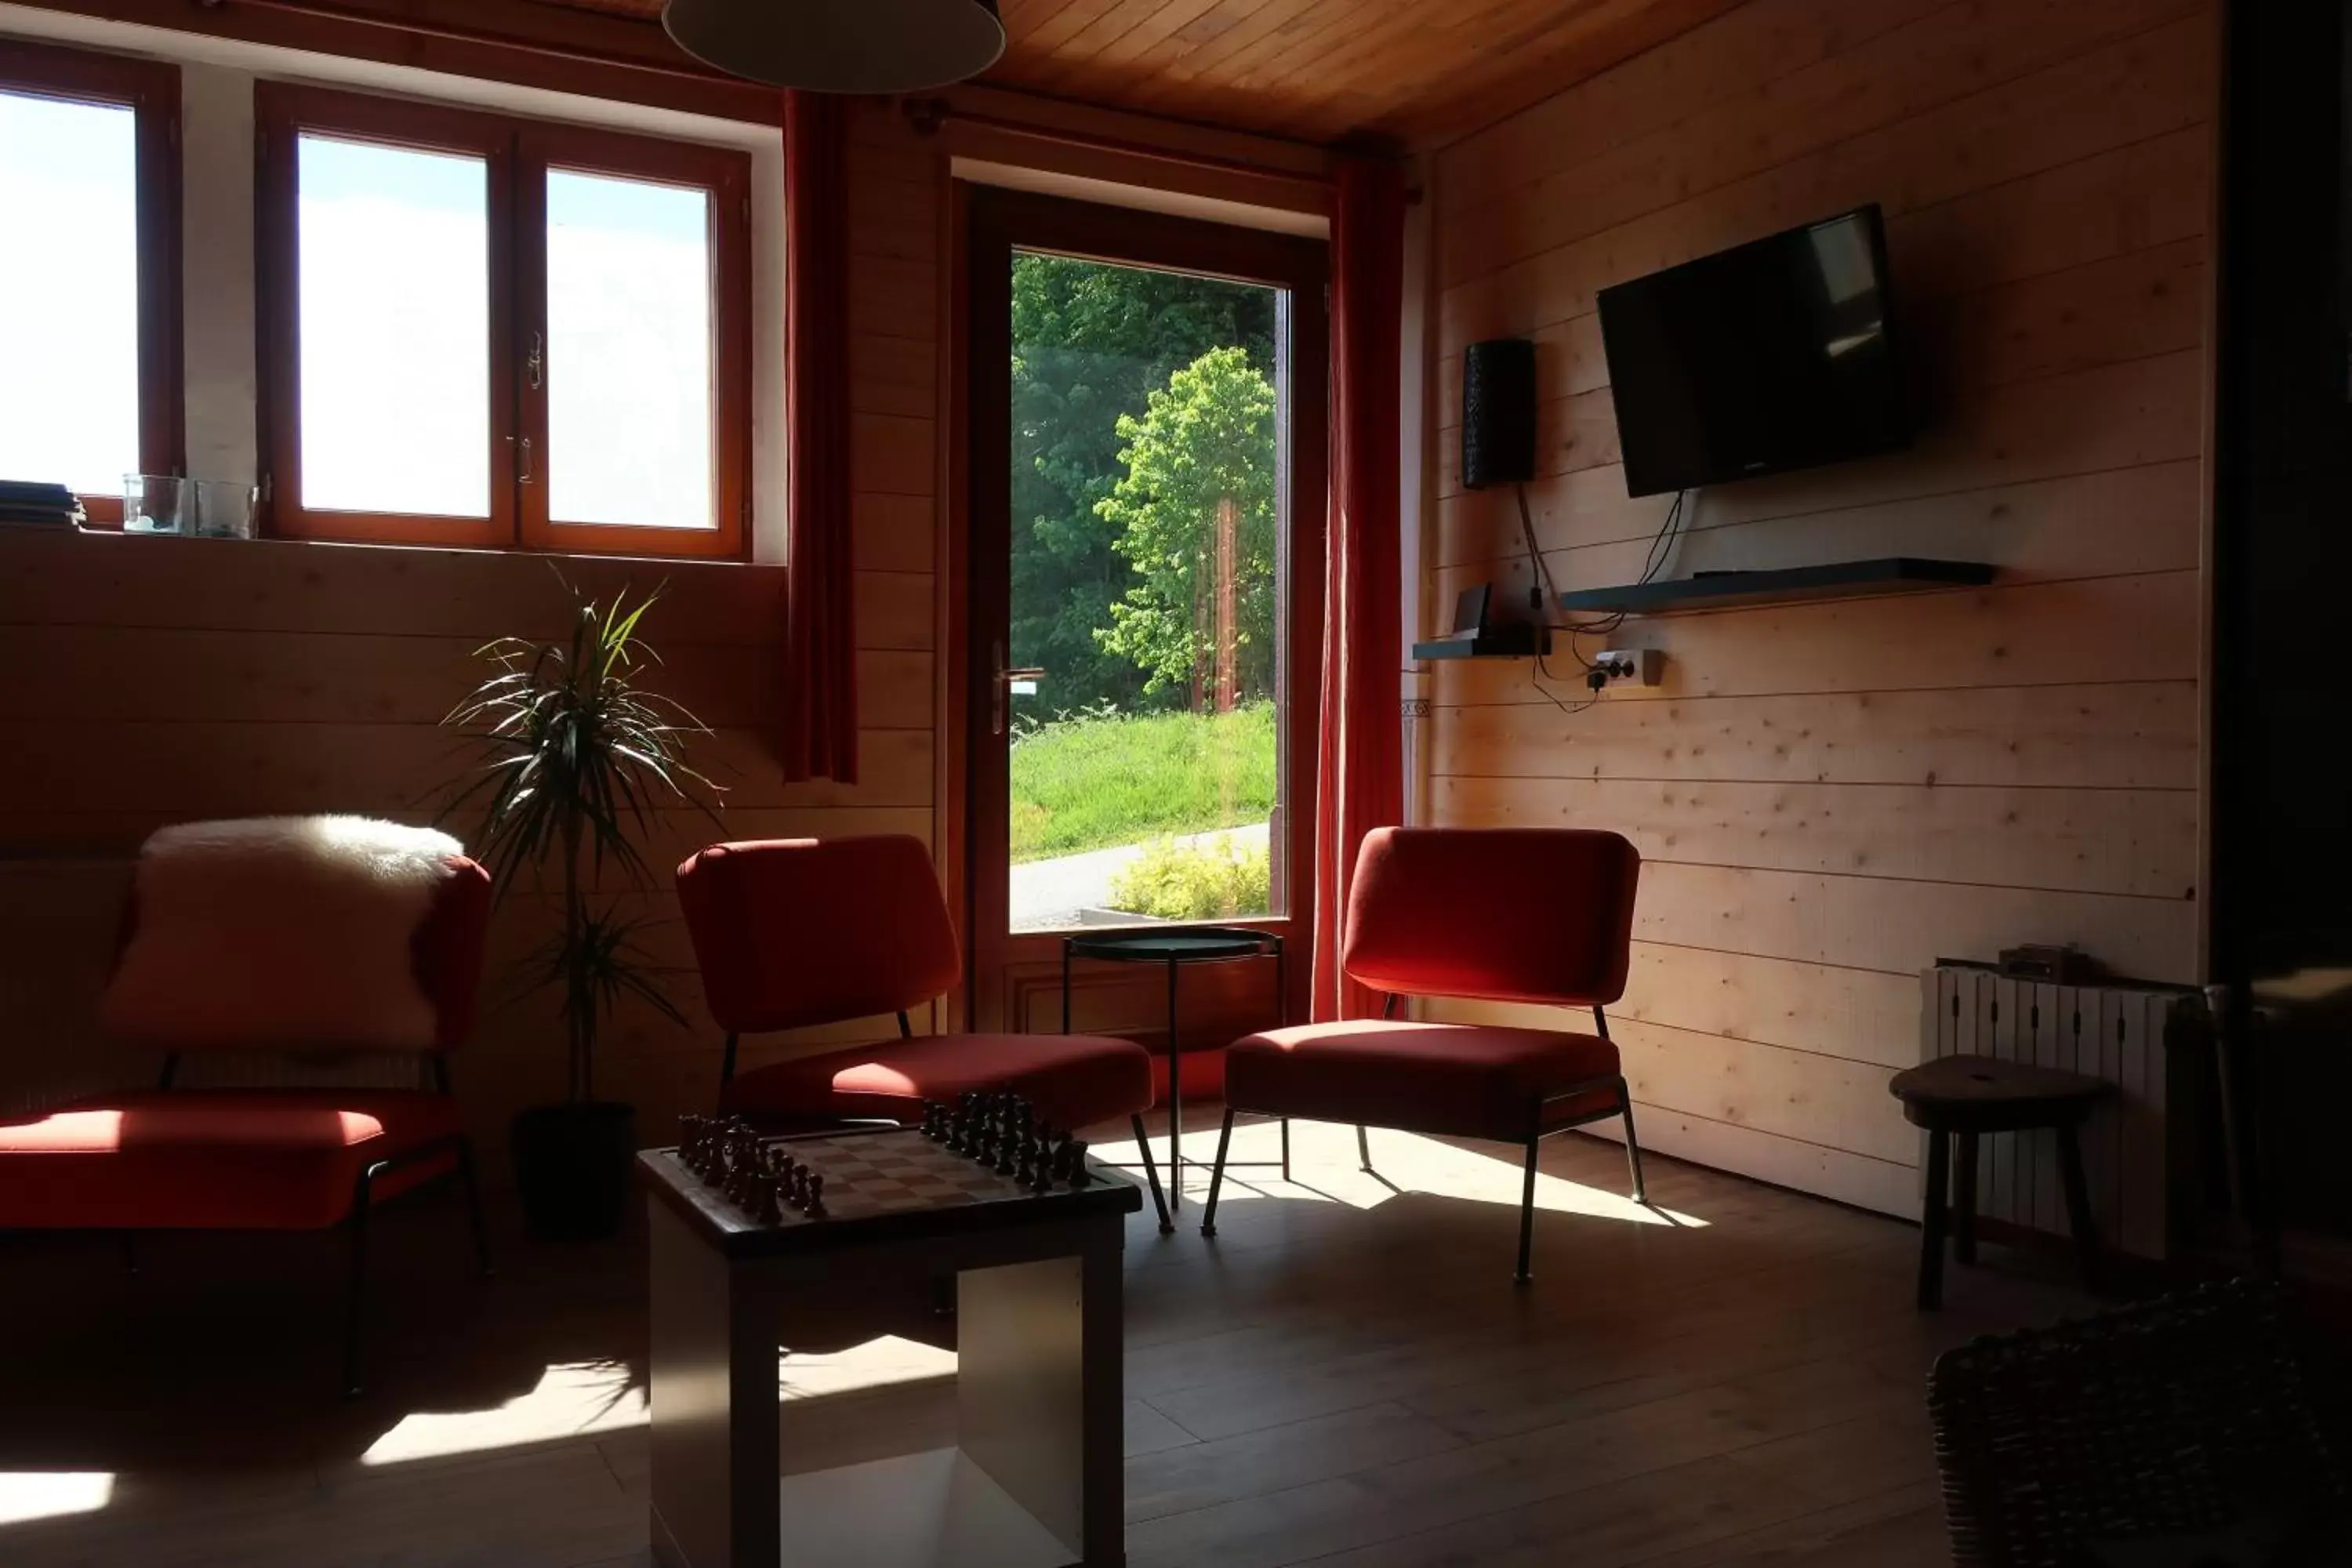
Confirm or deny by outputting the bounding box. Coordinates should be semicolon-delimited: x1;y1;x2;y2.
441;582;720;1241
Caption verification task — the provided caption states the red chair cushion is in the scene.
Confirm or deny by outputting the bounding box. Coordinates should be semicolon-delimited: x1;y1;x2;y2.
0;1090;463;1231
1344;827;1639;1006
1223;1019;1623;1143
725;1033;1153;1131
677;837;964;1034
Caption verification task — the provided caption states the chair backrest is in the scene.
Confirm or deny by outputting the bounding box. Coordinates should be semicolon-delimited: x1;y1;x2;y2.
102;821;491;1055
1341;826;1639;1007
675;835;961;1034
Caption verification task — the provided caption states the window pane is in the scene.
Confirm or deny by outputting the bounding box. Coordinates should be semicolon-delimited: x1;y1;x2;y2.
1004;253;1287;932
0;91;140;496
297;134;489;517
546;169;713;530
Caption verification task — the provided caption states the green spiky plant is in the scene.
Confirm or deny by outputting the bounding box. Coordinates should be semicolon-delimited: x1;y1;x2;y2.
441;582;722;1104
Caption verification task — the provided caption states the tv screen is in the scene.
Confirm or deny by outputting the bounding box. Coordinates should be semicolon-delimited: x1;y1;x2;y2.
1596;205;1911;498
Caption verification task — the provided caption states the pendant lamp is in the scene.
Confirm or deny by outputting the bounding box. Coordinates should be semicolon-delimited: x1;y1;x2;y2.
663;0;1007;94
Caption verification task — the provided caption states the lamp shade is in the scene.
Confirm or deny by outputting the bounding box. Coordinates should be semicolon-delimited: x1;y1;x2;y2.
663;0;1007;94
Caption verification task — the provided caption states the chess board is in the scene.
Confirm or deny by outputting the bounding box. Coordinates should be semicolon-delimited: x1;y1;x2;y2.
641;1125;1142;1255
712;1127;1060;1225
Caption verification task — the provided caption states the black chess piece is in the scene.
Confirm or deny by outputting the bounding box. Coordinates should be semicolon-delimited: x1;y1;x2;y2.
752;1170;782;1225
1064;1138;1091;1185
804;1174;826;1215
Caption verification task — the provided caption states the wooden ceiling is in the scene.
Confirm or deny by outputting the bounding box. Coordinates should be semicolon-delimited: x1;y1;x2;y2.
528;0;1752;145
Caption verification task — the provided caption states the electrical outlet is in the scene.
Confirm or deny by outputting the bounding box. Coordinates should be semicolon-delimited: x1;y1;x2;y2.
1595;648;1665;687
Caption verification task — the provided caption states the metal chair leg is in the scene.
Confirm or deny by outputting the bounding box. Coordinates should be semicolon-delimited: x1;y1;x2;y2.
456;1139;495;1279
1617;1077;1647;1204
342;1161;387;1399
1200;1109;1236;1238
1280;1117;1290;1182
1357;1123;1374;1174
1131;1116;1173;1236
1515;1138;1540;1284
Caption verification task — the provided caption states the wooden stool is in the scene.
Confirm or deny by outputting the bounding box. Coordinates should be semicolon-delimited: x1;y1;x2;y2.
1889;1054;2113;1310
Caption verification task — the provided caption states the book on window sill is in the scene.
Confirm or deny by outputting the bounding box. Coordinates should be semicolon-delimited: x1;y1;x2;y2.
0;481;87;528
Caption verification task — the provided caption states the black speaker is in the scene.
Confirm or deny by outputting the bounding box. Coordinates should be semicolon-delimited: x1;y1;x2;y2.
1461;338;1537;491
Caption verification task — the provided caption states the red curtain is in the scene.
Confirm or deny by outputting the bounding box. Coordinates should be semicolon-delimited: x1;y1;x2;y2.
780;89;857;783
1310;157;1407;1022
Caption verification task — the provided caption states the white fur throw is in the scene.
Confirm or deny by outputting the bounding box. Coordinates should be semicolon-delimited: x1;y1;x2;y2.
100;816;466;1053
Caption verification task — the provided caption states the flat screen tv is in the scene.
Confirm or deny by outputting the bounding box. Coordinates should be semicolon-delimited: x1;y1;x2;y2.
1595;205;1911;498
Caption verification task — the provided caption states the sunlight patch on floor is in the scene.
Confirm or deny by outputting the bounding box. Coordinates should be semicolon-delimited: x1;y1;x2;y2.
361;1360;648;1466
779;1334;956;1402
361;1335;960;1467
1098;1119;1705;1226
0;1472;114;1526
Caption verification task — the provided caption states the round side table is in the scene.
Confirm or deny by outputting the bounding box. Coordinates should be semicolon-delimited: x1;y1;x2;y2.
1061;927;1283;1229
1889;1052;2113;1311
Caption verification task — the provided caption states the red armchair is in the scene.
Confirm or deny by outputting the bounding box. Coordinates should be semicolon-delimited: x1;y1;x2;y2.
1200;826;1646;1281
674;834;1172;1229
0;827;495;1397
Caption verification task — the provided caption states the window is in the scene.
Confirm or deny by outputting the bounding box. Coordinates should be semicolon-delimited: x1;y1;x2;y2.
0;40;180;524
256;85;750;557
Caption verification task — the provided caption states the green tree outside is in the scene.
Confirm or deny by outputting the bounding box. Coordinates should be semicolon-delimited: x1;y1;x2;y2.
1009;254;1276;714
1094;345;1277;703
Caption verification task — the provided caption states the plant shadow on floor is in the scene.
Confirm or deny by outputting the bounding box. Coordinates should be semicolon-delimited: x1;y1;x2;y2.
0;1192;954;1479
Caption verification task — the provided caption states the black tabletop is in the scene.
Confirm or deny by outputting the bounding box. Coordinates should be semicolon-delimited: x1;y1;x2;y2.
1064;925;1280;963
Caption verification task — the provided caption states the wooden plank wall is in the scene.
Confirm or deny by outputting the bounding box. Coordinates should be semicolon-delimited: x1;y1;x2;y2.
0;100;943;1174
1423;0;2215;1216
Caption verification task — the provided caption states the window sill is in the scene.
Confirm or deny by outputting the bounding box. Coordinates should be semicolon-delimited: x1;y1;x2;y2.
23;522;782;572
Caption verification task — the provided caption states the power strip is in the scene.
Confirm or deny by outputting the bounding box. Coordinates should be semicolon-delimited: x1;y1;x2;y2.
1594;648;1665;687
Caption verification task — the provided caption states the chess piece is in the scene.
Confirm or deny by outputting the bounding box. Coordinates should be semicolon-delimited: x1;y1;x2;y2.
752;1169;782;1225
804;1174;826;1216
1065;1138;1091;1185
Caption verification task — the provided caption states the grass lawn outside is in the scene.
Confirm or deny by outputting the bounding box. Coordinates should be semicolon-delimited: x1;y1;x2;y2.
1010;704;1276;862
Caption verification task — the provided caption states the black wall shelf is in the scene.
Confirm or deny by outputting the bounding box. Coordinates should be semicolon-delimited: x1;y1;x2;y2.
1410;629;1552;661
1556;557;1996;616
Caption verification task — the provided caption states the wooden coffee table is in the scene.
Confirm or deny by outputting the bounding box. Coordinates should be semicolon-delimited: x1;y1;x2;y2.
638;1125;1143;1568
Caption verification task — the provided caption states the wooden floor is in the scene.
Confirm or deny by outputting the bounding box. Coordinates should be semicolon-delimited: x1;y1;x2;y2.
0;1113;2094;1567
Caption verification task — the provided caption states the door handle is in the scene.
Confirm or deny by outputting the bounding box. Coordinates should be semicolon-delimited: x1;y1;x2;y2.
992;645;1045;736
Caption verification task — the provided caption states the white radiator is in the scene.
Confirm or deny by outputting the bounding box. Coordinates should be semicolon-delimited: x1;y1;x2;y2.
1920;964;2198;1261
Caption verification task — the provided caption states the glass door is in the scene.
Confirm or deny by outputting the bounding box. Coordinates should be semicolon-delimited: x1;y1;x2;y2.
965;190;1327;1041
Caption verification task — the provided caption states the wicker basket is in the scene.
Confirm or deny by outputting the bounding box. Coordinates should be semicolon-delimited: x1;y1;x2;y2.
1927;1280;2350;1566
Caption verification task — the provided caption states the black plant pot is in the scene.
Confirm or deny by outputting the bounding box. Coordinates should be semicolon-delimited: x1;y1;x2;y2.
511;1101;637;1242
